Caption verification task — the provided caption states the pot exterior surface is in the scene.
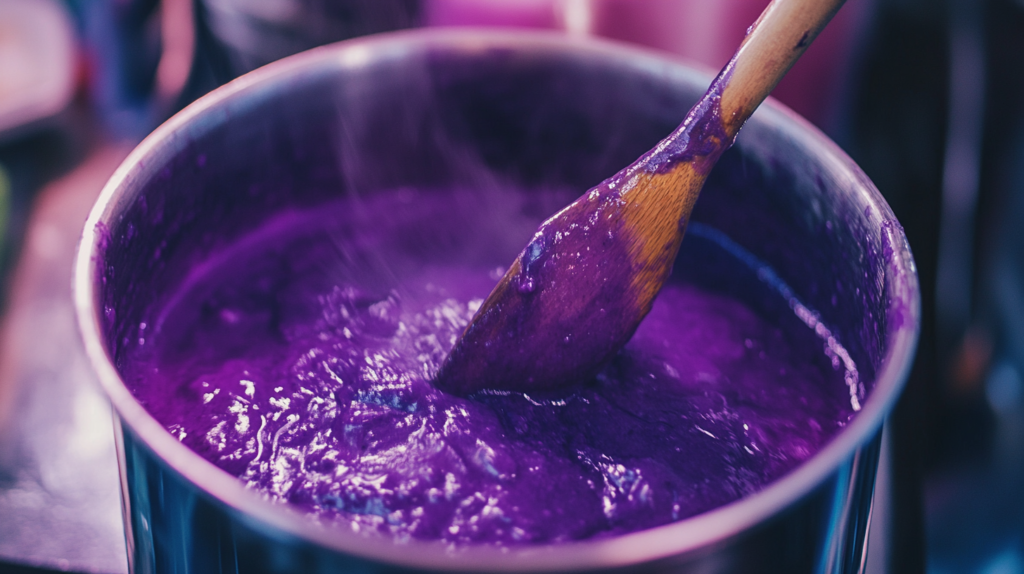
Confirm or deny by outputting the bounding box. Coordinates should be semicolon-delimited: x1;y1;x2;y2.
76;30;919;573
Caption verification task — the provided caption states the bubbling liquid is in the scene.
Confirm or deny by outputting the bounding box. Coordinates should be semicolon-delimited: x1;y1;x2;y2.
121;187;862;545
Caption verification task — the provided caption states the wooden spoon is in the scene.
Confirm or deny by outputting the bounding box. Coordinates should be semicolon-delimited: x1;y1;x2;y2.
435;0;847;396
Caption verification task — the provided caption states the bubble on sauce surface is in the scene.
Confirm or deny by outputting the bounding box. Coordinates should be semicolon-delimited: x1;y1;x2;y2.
121;194;860;545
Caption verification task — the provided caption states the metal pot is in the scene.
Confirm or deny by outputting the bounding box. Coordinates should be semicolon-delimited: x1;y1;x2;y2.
74;29;919;573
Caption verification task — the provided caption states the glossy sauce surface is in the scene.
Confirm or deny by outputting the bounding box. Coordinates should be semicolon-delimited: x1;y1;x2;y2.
121;187;861;545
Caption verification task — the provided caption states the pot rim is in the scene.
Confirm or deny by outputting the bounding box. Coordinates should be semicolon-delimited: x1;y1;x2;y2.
73;27;920;572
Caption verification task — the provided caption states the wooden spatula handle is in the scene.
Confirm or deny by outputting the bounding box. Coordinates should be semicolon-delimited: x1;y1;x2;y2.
720;0;847;135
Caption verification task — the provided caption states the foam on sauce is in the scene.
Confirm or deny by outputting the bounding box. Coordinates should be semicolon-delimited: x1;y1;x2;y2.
121;187;862;545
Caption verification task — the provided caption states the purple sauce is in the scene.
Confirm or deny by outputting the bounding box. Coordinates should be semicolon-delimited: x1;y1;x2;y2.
120;186;861;546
